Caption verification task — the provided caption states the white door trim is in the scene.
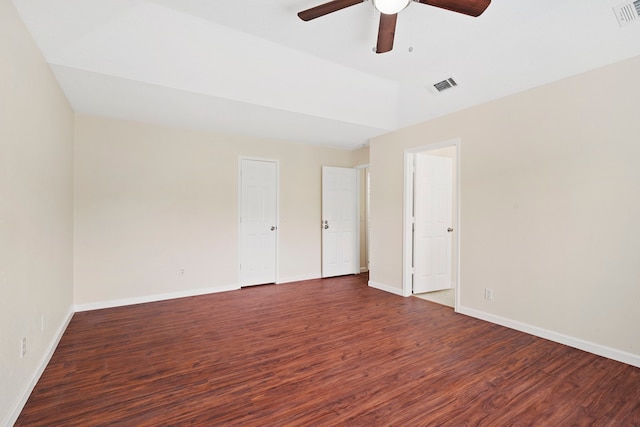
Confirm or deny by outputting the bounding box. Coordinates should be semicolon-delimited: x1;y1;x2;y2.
238;156;279;286
403;139;461;308
354;164;369;273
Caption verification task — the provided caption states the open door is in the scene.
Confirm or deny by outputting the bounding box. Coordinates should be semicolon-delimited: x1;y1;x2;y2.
413;153;453;293
322;166;359;278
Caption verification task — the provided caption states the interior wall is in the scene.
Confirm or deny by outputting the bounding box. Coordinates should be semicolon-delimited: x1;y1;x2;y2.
0;0;75;424
73;115;356;306
369;54;640;361
351;146;370;166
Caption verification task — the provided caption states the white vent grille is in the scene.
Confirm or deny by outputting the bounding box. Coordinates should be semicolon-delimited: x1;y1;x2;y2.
433;77;458;93
613;0;640;27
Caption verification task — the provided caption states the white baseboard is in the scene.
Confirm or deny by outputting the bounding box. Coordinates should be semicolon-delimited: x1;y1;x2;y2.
457;305;640;369
368;281;407;297
74;284;240;312
360;267;369;273
6;306;74;427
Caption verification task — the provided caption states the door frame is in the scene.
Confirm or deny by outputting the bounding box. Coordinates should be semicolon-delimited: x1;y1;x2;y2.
238;156;280;286
403;139;461;308
354;164;369;273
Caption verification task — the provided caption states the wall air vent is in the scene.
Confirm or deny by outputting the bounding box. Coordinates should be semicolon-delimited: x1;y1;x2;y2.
613;0;640;27
431;77;458;94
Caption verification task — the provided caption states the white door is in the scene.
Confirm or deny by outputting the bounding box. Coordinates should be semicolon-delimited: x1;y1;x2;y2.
413;154;453;293
239;159;277;286
322;166;358;278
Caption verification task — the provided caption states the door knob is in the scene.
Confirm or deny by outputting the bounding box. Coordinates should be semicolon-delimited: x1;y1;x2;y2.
447;228;454;233
324;225;329;229
271;226;277;231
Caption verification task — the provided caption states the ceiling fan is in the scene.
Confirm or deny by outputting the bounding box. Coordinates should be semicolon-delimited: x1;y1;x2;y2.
298;0;491;54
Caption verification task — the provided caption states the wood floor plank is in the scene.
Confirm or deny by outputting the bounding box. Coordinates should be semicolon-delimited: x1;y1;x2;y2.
16;274;640;426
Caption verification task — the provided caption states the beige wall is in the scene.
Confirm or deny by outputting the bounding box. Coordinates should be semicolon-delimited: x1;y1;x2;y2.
0;0;75;424
370;54;640;360
74;115;357;306
351;146;370;166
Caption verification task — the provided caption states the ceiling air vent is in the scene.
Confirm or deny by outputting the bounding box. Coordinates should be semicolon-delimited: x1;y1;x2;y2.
431;77;458;94
613;0;640;27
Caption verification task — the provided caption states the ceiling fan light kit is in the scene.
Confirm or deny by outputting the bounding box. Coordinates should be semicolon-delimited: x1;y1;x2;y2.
373;0;411;15
298;0;492;54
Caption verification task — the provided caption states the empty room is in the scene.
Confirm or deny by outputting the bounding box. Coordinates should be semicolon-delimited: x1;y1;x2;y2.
2;0;640;425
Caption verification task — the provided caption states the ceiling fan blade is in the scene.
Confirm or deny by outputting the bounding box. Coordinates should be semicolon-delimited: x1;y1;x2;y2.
415;0;491;17
376;13;398;54
298;0;364;21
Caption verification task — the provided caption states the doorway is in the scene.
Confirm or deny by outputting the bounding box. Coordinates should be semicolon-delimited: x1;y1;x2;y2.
403;140;460;308
355;165;370;274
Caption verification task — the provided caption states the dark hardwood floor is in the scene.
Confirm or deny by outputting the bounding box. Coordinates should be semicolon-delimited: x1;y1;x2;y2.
16;274;640;426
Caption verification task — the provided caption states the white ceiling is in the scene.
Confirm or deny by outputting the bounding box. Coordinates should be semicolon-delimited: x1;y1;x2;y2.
11;0;640;149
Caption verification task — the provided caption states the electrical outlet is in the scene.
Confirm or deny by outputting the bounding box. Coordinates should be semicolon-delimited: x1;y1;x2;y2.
484;288;493;301
20;337;27;358
179;268;185;276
